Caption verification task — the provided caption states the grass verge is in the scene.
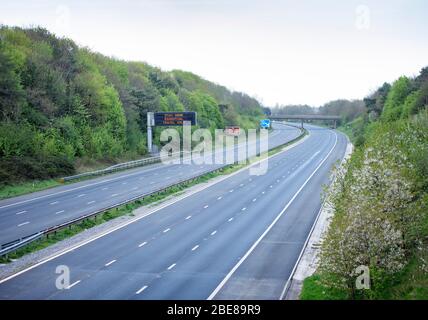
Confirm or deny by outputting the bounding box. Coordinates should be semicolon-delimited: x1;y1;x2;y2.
0;128;307;264
0;179;62;201
299;274;348;300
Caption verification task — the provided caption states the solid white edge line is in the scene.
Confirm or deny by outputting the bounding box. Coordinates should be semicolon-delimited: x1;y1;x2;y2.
0;123;295;210
0;162;174;210
278;205;324;300
278;132;349;300
207;131;338;300
0;125;306;285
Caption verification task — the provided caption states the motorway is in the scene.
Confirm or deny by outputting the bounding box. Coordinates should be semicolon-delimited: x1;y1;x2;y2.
0;122;300;247
0;124;347;299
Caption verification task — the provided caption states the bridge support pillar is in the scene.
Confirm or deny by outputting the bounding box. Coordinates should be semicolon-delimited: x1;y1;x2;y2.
301;119;304;129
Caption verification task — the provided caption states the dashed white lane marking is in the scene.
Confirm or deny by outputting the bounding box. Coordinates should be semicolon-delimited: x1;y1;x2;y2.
192;245;199;251
77;194;86;198
262;191;265;194
239;184;244;187
136;285;148;295
16;211;26;215
252;198;257;202
18;221;30;227
241;207;246;211
132;187;138;190
150;181;155;184
0;126;302;284
138;241;147;247
102;187;108;191
111;194;119;197
270;185;273;188
228;217;234;222
167;263;176;270
211;230;217;236
122;182;127;185
87;200;96;205
204;205;209;209
208;133;338;301
217;196;222;200
229;189;234;193
185;215;192;220
105;259;117;267
66;280;81;289
277;179;280;183
50;201;59;205
55;210;64;215
163;228;170;233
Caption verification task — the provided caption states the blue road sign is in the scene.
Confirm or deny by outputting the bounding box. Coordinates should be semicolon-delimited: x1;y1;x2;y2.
260;119;271;128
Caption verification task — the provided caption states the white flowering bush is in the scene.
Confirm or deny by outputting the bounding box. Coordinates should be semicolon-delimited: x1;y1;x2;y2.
318;111;428;299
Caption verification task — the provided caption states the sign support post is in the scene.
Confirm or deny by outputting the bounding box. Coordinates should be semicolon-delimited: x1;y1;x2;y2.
183;120;191;164
147;112;154;153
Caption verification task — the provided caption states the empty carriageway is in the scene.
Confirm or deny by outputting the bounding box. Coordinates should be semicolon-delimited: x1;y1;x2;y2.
0;122;300;247
0;125;347;300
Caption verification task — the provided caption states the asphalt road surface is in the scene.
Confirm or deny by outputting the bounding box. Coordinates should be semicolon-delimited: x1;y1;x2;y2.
0;122;300;247
0;124;347;299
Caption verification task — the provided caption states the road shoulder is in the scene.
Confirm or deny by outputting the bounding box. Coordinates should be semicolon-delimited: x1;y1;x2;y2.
0;131;308;283
284;137;353;300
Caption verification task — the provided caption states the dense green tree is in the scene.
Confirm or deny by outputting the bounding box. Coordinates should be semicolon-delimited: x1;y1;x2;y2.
0;41;26;121
381;77;413;121
0;26;264;185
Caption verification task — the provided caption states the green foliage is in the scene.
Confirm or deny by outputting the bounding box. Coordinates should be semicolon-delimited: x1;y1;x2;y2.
305;67;428;299
0;40;27;121
364;82;391;119
381;76;413;121
300;274;348;300
0;26;264;187
311;111;428;300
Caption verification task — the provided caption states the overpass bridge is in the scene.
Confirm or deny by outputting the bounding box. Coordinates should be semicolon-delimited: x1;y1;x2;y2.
269;114;341;128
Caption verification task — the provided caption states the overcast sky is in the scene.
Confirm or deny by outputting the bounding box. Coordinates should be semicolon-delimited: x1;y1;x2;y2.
1;0;427;106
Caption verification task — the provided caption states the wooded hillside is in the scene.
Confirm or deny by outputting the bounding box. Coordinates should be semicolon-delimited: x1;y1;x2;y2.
0;26;264;186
